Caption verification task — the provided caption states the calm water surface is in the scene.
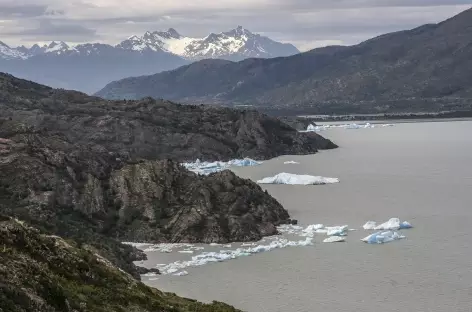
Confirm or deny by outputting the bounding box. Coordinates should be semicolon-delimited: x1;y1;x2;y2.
144;120;472;312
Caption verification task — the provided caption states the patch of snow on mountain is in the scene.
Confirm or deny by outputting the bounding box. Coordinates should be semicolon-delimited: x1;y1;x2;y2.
0;42;29;60
161;37;197;55
45;41;70;53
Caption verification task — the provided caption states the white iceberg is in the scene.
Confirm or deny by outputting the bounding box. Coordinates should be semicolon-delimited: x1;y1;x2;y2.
182;158;262;175
363;218;413;231
257;173;339;185
284;161;300;165
363;221;377;230
323;236;346;243
361;231;405;244
155;236;313;275
326;225;349;236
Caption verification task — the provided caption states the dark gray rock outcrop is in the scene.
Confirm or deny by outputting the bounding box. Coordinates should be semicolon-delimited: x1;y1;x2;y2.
0;73;335;277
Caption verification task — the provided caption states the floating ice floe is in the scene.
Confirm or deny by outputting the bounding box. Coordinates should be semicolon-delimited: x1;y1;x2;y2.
363;218;413;231
323;236;346;243
182;158;262;175
142;243;196;253
302;123;395;132
284;161;300;165
155;236;313;275
257;173;339;185
173;271;189;276
279;223;349;238
326;225;349;236
361;231;405;244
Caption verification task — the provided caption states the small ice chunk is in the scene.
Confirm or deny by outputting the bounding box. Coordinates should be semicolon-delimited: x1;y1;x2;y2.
326;225;348;236
210;243;221;246
173;271;189;276
228;158;262;167
399;221;413;229
182;158;261;175
361;231;405;244
307;124;317;131
323;236;346;243
374;218;413;230
257;173;339;185
301;224;325;236
178;250;194;254
284;161;300;164
363;218;413;231
363;221;377;230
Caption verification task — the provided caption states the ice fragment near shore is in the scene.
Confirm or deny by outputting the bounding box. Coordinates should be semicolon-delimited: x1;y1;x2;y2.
284;161;300;164
173;271;189;276
303;123;395;132
326;225;349;236
361;231;405;244
182;158;261;175
257;173;339;185
323;236;346;243
156;236;313;275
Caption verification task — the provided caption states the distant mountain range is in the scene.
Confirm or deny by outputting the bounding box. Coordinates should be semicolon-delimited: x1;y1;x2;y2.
96;8;472;114
0;26;299;93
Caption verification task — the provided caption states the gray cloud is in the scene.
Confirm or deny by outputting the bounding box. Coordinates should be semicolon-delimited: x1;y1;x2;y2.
0;0;470;51
4;19;98;41
0;4;48;18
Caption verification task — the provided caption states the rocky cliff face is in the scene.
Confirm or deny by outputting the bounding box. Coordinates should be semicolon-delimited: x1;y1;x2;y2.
0;73;335;277
0;216;240;312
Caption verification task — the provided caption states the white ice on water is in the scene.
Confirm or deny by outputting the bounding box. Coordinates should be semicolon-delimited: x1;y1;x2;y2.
361;218;412;244
182;158;262;175
132;219;412;276
173;271;189;276
323;236;346;243
257;173;339;185
303;123;394;132
363;218;413;231
284;161;300;164
361;231;405;244
155;236;314;275
278;223;350;237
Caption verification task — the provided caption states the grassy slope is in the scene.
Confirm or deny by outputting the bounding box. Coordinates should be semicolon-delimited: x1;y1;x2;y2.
0;216;240;312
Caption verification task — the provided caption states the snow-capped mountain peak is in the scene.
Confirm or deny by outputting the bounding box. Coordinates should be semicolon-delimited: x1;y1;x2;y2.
115;26;299;61
0;41;29;60
45;41;70;53
0;26;299;61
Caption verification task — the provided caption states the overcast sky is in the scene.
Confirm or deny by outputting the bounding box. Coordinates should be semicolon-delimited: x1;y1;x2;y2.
1;0;471;51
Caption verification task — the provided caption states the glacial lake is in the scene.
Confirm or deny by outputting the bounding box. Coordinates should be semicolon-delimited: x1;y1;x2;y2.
141;120;472;312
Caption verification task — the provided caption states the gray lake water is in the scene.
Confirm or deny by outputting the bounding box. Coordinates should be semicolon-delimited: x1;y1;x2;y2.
143;120;472;312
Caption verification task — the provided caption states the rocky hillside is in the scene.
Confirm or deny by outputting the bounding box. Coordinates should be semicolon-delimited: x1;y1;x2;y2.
0;73;335;278
96;8;472;113
0;216;240;312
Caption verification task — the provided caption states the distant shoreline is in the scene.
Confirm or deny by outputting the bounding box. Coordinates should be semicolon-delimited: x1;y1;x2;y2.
297;111;472;122
260;110;472;122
